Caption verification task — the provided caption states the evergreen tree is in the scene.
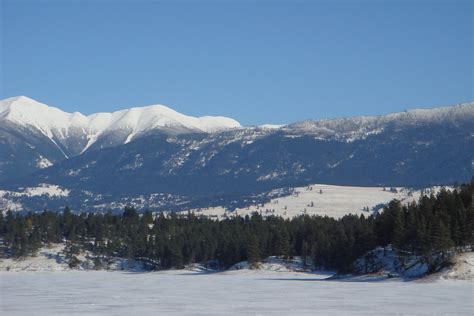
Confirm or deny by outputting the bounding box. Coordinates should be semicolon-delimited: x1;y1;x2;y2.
247;234;261;268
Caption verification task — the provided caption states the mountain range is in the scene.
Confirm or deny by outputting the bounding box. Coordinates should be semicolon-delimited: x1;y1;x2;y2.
0;96;472;212
0;96;240;181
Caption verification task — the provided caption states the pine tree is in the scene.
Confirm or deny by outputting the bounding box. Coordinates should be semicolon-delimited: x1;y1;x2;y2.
0;210;4;235
247;234;261;268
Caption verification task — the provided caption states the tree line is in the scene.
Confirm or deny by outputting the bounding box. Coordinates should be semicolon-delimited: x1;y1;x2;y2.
0;182;472;272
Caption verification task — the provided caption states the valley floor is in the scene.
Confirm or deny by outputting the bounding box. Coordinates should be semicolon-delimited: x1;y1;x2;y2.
1;269;473;315
184;184;436;219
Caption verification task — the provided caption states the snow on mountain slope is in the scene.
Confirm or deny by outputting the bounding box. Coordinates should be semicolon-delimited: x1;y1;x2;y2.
0;96;90;136
1;96;471;191
0;96;241;154
285;101;474;141
2;96;471;155
84;105;241;140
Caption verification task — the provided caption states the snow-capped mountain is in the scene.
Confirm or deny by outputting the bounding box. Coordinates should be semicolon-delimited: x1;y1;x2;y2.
0;96;240;152
0;96;472;213
0;96;240;181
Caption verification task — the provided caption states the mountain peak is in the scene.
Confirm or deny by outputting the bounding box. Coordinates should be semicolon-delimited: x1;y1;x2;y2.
0;96;40;113
0;96;81;129
2;95;38;104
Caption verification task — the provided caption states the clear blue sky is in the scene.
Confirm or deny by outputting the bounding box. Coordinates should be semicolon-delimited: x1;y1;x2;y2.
1;0;472;125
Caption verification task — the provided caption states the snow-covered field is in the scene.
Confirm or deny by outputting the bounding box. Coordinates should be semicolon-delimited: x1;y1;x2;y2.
1;251;472;315
0;184;71;212
0;183;438;218
187;184;440;219
1;270;472;315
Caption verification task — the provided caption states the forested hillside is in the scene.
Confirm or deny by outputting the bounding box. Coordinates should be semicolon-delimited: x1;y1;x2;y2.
0;182;472;273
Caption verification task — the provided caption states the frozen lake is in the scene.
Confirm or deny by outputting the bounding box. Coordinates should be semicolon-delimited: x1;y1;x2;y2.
1;271;472;315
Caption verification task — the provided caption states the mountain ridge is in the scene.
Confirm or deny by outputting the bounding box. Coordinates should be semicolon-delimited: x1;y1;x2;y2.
2;96;472;141
0;96;472;212
0;96;241;147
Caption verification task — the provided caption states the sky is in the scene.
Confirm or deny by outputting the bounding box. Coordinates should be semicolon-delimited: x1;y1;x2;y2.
1;0;472;125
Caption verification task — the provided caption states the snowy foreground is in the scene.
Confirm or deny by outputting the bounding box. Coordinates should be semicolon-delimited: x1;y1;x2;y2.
1;249;472;315
1;270;473;315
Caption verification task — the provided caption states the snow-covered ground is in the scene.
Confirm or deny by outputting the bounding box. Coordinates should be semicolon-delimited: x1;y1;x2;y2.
0;183;70;199
0;244;145;272
22;184;71;198
441;252;474;281
186;184;441;219
0;184;71;212
0;244;68;272
1;270;472;315
1;248;472;314
0;183;441;218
